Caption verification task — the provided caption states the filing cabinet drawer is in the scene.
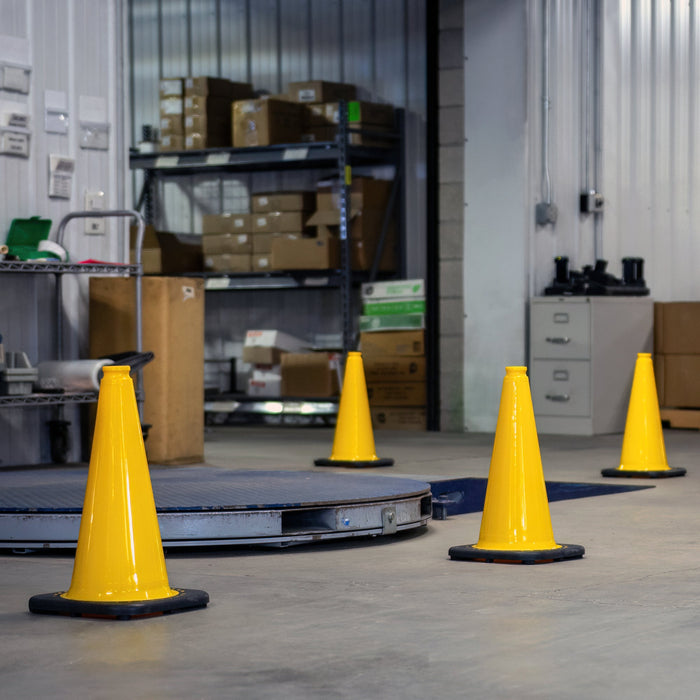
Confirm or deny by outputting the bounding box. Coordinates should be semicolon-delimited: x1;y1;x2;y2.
530;302;591;360
530;360;591;417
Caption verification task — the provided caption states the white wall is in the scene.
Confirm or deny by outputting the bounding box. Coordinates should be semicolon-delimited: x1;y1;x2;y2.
0;0;126;465
463;0;700;431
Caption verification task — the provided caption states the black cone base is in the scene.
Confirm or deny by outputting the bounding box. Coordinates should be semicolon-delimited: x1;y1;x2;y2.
601;467;686;478
314;457;394;468
28;587;209;620
448;543;585;565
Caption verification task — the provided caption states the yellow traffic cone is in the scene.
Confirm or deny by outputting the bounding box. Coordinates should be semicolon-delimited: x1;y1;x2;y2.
315;351;394;468
602;353;686;478
29;366;209;619
449;366;584;564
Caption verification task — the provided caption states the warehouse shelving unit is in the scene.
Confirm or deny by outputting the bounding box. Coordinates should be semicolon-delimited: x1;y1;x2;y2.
130;105;405;422
0;211;145;460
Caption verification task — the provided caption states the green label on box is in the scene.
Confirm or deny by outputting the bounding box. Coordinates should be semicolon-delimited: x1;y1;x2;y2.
359;314;425;332
362;299;426;316
347;101;361;123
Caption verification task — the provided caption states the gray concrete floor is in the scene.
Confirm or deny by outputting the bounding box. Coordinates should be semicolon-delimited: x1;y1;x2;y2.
2;424;700;699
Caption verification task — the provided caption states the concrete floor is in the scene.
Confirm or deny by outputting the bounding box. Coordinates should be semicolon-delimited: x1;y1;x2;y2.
2;424;700;699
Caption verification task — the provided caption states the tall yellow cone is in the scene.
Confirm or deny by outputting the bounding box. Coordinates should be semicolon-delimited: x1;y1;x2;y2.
29;366;209;619
315;351;393;468
602;353;686;478
449;366;584;564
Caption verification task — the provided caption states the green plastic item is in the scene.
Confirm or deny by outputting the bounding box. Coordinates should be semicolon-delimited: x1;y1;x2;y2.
5;216;55;260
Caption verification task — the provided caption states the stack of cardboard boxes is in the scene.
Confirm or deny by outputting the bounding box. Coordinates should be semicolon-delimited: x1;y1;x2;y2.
201;212;254;273
654;302;700;426
240;329;340;400
271;177;396;272
158;76;253;152
359;279;427;430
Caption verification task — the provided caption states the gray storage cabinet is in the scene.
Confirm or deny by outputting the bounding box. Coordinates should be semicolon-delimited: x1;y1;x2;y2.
529;296;654;435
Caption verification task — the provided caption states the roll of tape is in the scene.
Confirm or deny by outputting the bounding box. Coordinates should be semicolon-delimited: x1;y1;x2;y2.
37;239;68;262
37;359;114;392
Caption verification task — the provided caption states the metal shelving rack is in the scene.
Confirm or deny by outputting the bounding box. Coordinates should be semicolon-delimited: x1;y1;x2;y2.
0;211;145;456
129;105;404;421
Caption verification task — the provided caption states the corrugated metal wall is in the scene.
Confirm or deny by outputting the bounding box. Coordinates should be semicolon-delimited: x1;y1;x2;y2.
464;0;700;431
129;0;427;394
0;0;125;465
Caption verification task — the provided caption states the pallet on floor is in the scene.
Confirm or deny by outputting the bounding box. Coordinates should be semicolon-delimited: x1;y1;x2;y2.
660;408;700;429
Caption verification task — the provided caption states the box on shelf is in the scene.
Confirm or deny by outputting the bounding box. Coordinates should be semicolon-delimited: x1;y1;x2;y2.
159;78;184;98
359;314;425;332
328;100;396;128
317;176;393;212
203;252;252;273
363;356;426;383
184;95;232;117
361;278;425;300
130;225;202;275
252;211;312;234
304;125;394;148
362;299;426;316
89;276;205;464
159;134;185;152
281;352;340;398
159;96;183;116
242;329;307;365
160;115;184;135
202;213;253;234
287;80;357;104
359;330;425;357
370;406;427;431
184;77;253;100
202;233;253;256
247;368;281;397
270;230;338;270
251;191;315;213
252;253;271;272
253;232;294;254
366;382;426;407
232;98;302;147
654;302;700;354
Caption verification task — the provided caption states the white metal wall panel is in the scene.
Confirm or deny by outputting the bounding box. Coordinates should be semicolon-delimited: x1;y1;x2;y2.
0;0;125;465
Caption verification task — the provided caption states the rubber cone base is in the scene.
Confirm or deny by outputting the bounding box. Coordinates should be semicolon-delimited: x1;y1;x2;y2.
601;466;686;479
28;588;209;620
314;457;394;468
448;543;585;565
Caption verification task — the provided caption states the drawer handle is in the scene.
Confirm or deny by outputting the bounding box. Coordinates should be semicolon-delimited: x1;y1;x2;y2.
546;336;571;344
552;370;569;381
546;393;570;402
553;312;569;323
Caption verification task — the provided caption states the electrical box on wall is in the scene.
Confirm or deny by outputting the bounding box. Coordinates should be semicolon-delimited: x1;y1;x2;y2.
84;191;106;234
580;191;604;213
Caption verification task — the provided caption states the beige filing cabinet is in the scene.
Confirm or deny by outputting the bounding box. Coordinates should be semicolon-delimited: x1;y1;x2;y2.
529;296;653;435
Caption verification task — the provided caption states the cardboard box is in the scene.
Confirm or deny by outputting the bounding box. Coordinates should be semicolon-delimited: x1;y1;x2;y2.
287;80;357;103
362;299;426;316
185;132;231;149
202;233;253;255
159;134;185;152
361;278;425;299
363;356;426;382
366;382;427;406
232;98;302;147
130;226;202;274
89;277;205;464
252;253;272;272
304;124;394;148
202;213;253;234
203;253;252;273
326;100;395;127
159;97;183;116
252;211;311;234
371;407;427;430
252;191;315;213
654;302;700;354
185;77;253;99
160;115;184;135
359;330;425;357
317;177;393;212
270;230;339;270
655;354;700;407
281;352;340;398
247;373;281;397
252;232;300;254
159;78;184;97
360;314;425;332
242;329;307;365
